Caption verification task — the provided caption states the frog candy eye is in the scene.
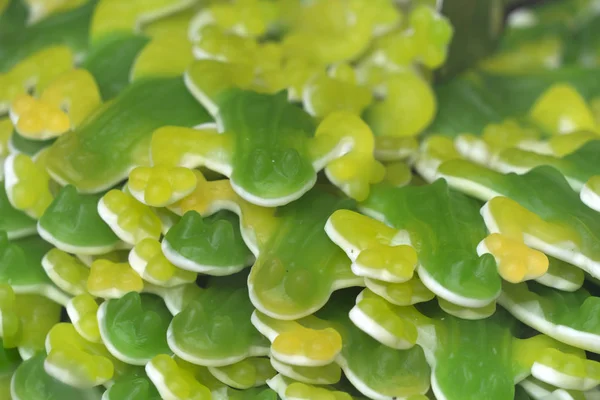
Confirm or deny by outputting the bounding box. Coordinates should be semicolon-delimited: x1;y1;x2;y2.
98;189;162;246
4;152;54;219
251;311;343;367
38;185;121;255
162;210;253;276
269;358;342;386
129;238;197;287
44;323;116;387
98;292;172;365
87;259;143;299
66;294;102;343
145;354;212;400
128;166;197;208
42;249;89;296
208;357;276;389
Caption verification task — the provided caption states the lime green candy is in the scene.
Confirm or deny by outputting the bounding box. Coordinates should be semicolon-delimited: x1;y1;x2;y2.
42;248;90;296
0;184;36;239
267;374;353;400
209;357;276;390
11;354;103;400
98;292;172;365
326;179;502;311
0;232;68;305
168;274;270;367
269;358;342;386
102;369;161;400
38;185;121;255
145;354;212;400
500;281;600;353
162;210;253;276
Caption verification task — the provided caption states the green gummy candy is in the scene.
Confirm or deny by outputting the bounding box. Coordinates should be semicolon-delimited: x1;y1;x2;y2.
361;180;501;307
249;188;361;320
218;386;279;400
168;274;269;366
0;184;36;239
10;354;102;400
0;338;20;376
98;292;172;365
163;210;253;275
8;130;55;156
45;77;211;193
219;89;317;204
103;370;161;400
38;185;120;254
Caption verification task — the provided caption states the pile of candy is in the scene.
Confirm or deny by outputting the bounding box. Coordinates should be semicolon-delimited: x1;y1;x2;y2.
1;0;600;399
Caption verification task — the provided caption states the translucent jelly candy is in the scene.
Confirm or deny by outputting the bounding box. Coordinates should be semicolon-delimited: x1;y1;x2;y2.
500;281;600;352
409;5;454;68
145;354;212;400
168;274;270;366
535;257;584;292
209;357;275;389
66;294;102;343
87;259;143;298
0;232;68;305
438;161;600;280
156;88;384;206
0;184;36;239
4;151;54;219
267;374;352;400
45;78;210;193
98;292;172;365
327;180;503;310
38;185;121;254
103;369;161;400
364;277;435;306
269;359;342;385
98;189;162;246
129;238;197;287
42;249;89;296
128;165;197;208
162;210;253;276
11;354;103;400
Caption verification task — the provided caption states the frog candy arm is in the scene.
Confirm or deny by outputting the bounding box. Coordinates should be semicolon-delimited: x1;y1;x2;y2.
0;46;73;115
4;150;54;219
251;311;343;367
10;69;101;140
310;111;385;202
414;136;461;182
97;292;172;365
499;281;600;353
161;210;254;276
437;297;497;320
0;232;69;305
87;259;143;299
269;358;342;385
208;357;276;389
167;275;270;367
267;374;353;400
38;185;121;255
364;277;435;306
581;176;600;212
44;323;118;387
42;249;89;296
66;294;102;343
534;256;584;292
11;354;103;400
146;354;212;400
325;209;417;283
438;161;600;279
129;238;197;287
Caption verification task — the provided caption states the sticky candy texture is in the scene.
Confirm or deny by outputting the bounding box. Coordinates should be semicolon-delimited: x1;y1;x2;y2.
168;275;270;366
87;259;143;298
145;354;212;400
66;294;102;343
0;232;68;305
11;354;102;400
163;210;253;276
44;323;116;387
438;161;600;280
500;281;600;353
128;165;197;207
45;78;210;193
129;238;197;287
330;180;502;309
98;292;171;365
42;248;89;296
38;185;120;254
4;151;54;219
209;357;275;389
98;189;162;246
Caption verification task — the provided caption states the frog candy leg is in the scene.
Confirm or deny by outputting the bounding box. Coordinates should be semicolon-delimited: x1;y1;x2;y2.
266;374;353;400
66;294;102;343
254;291;431;400
87;259;143;299
437;161;600;280
499;281;600;352
175;77;384;205
364;277;435;306
42;249;90;296
144;281;202;315
167;274;270;367
535;257;584;292
268;358;342;385
581;176;600;212
519;377;600;400
208;357;276;390
145;354;212;400
168;173;363;320
326;180;505;310
97;292;172;365
0;183;36;239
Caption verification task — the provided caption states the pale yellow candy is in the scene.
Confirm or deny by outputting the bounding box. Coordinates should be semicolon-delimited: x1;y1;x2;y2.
146;354;212;400
131;238;196;286
87;259;144;298
11;94;71;139
67;294;102;343
530;84;598;135
131;33;194;81
128;165;197;207
5;151;54;218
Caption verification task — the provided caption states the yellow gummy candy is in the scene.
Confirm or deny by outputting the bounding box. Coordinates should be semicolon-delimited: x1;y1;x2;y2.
87;259;144;298
132;238;196;285
147;354;212;400
23;0;87;23
273;327;342;364
67;294;102;343
5;151;54;218
128;165;198;207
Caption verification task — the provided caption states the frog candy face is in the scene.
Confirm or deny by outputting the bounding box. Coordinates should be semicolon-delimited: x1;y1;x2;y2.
167;275;270;367
98;292;172;365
